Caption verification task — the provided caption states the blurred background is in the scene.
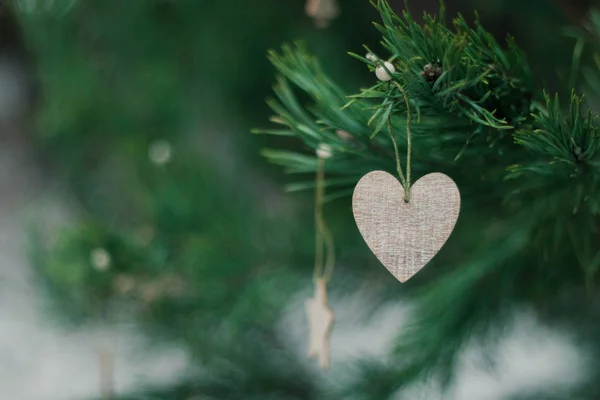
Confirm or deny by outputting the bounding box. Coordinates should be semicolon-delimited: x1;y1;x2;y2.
0;0;596;399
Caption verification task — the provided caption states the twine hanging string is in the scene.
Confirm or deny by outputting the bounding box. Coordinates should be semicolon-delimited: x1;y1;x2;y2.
386;81;413;203
314;155;335;283
307;152;336;371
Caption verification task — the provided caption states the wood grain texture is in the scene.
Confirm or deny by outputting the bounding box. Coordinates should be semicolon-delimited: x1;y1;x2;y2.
352;171;460;283
305;278;334;369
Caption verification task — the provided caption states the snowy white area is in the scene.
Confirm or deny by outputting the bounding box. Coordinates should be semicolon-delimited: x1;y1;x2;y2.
280;283;588;400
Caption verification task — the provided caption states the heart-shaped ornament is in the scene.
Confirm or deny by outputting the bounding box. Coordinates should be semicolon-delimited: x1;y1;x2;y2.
352;171;460;282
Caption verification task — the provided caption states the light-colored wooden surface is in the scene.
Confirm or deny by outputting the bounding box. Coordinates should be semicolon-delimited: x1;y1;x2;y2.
305;278;334;369
352;171;460;283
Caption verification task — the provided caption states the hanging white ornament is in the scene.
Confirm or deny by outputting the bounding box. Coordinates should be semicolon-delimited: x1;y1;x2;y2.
305;0;339;28
90;248;111;271
148;140;172;166
375;62;396;82
316;143;333;159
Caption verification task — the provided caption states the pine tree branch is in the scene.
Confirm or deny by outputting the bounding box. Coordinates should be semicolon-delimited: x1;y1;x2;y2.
257;0;600;394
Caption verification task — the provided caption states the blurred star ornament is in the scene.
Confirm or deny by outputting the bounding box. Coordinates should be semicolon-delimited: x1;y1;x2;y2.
305;143;336;370
305;0;339;28
305;277;334;369
352;171;460;282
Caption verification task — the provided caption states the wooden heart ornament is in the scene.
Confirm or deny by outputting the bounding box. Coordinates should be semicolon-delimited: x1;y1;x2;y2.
352;171;460;283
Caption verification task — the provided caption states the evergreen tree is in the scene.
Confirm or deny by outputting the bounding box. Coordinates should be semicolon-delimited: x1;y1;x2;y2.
4;0;600;398
257;0;600;398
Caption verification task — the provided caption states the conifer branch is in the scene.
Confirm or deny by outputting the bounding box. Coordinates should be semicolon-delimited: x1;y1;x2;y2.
256;0;600;393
